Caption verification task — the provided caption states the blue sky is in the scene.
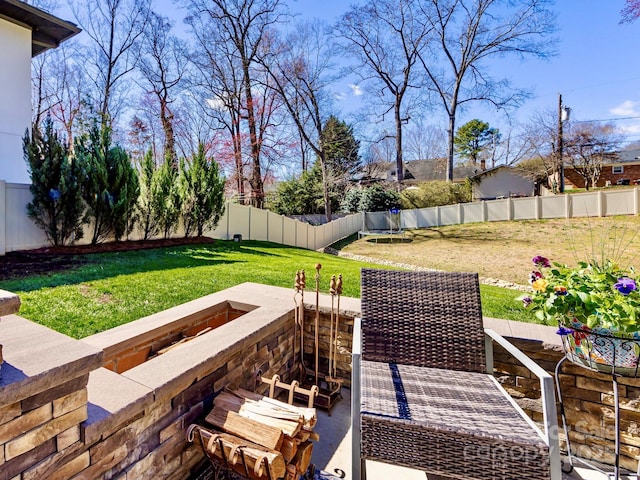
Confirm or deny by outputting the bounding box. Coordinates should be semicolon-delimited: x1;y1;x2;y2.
283;0;640;144
53;0;640;144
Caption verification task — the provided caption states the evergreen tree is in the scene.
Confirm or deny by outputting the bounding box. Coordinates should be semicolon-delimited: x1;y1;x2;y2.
75;121;139;243
109;146;140;240
340;184;401;213
268;162;340;217
180;144;226;237
321;115;361;181
24;117;85;246
134;149;161;240
152;154;181;239
454;119;500;169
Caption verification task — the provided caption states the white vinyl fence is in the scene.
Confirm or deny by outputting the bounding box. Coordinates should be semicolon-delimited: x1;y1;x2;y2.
2;180;639;255
0;181;362;255
398;188;640;230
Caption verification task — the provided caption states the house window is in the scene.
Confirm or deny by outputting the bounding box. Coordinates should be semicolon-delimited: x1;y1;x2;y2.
612;165;624;174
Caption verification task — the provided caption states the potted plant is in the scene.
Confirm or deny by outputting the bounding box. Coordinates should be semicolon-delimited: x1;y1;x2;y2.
521;255;640;375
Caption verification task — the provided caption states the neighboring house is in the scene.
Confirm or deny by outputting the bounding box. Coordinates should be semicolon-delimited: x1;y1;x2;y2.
0;0;79;183
355;158;477;185
470;165;536;201
563;148;640;189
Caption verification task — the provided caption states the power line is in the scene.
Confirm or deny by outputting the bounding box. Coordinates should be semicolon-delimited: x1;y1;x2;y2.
573;115;640;124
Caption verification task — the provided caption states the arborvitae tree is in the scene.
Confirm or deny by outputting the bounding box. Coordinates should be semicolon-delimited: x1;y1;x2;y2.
180;144;226;237
75;121;139;243
24;117;85;246
109;146;140;240
152;154;181;239
134;148;161;240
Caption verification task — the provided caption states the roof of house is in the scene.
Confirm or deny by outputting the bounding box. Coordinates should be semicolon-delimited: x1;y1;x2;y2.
615;148;640;164
0;0;80;56
468;164;532;180
404;159;477;182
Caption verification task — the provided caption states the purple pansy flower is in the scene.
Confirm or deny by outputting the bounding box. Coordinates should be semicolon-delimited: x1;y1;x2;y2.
529;271;543;284
522;296;533;307
556;326;574;336
532;256;551;268
615;277;637;295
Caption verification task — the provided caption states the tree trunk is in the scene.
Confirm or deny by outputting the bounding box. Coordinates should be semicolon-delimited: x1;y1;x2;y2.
446;113;456;182
159;100;177;168
243;62;264;209
320;152;332;223
394;101;404;187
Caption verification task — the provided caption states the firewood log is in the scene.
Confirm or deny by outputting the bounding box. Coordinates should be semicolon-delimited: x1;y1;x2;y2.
186;425;286;480
205;406;284;451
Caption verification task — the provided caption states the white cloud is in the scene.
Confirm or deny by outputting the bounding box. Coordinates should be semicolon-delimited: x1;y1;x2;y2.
618;122;640;135
349;84;363;96
610;100;639;116
333;92;347;101
206;97;225;110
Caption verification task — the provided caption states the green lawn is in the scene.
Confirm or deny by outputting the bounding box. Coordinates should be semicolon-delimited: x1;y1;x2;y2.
0;240;535;338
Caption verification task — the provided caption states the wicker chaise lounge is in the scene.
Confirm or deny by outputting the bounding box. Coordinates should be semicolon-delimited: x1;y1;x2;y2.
351;268;561;480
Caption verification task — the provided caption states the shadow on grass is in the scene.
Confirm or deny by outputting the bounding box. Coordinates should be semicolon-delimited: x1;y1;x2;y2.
0;244;251;292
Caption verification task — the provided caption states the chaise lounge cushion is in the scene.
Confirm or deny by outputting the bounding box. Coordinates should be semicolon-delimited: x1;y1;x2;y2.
360;359;551;480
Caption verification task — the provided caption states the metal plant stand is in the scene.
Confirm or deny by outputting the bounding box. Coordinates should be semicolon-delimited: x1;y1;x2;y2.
554;326;640;479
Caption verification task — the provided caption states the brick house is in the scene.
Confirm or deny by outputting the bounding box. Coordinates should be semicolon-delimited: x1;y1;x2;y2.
564;148;640;189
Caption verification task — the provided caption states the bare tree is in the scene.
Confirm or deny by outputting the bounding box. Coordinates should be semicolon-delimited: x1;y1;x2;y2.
335;0;431;186
564;122;623;190
138;12;188;166
416;0;556;181
515;110;559;190
260;21;338;222
31;41;88;148
186;11;247;201
185;0;284;208
621;0;640;22
70;0;150;127
403;119;446;161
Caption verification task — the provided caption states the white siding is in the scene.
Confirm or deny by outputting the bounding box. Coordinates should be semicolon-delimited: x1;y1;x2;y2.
0;19;31;184
473;169;535;200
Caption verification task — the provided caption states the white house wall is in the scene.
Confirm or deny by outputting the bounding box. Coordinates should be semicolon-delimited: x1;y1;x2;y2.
0;18;31;184
473;169;534;200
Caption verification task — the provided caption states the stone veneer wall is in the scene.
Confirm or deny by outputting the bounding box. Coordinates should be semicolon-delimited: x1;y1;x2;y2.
0;284;360;480
487;318;640;472
3;285;640;478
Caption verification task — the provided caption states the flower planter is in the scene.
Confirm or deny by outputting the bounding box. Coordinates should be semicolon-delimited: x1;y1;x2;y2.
558;318;640;377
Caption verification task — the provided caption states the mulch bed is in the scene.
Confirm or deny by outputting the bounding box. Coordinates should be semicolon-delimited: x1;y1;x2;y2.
0;237;215;281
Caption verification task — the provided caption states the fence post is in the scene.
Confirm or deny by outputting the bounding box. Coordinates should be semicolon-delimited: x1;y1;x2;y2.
565;193;572;219
436;206;441;226
535;196;542;220
0;180;5;255
507;197;514;221
635;188;640;216
598;190;605;217
458;203;464;224
225;201;231;240
482;201;488;222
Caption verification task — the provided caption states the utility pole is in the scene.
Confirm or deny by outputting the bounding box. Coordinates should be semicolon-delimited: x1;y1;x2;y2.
558;93;564;193
557;94;571;193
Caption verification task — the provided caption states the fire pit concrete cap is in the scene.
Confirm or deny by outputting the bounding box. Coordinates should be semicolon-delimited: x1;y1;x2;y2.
0;289;20;317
